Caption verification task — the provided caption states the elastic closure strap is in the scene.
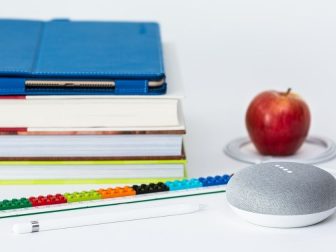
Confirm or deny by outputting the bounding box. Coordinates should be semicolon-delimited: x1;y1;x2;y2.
115;80;148;95
0;78;25;95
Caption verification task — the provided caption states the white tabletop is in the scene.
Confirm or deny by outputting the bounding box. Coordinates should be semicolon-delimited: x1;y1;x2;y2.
1;0;336;251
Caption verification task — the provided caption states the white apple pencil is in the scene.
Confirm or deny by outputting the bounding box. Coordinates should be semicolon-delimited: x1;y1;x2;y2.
13;203;202;234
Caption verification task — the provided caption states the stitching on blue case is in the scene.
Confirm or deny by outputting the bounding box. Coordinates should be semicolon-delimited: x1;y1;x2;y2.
0;71;162;76
117;88;146;92
0;70;29;72
0;89;23;91
33;72;161;75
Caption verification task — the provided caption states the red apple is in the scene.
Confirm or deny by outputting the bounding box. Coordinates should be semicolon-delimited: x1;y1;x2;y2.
246;89;311;156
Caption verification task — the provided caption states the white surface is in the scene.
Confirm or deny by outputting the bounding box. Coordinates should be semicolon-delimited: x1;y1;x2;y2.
1;191;336;252
1;0;336;251
229;205;336;228
13;204;201;234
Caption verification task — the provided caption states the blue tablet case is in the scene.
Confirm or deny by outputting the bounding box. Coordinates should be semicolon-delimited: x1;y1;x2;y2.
0;19;166;95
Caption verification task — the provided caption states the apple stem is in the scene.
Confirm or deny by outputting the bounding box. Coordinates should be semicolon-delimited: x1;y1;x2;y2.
285;88;292;96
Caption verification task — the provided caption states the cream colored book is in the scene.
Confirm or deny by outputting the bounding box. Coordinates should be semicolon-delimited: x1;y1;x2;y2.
0;97;184;131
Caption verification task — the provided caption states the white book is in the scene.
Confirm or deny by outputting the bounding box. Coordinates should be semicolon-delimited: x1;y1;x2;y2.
0;97;185;159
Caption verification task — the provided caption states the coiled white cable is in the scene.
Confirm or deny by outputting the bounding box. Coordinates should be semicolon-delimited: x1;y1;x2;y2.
224;136;336;165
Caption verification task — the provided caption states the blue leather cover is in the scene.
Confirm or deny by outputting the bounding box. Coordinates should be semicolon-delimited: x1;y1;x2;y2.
0;19;166;95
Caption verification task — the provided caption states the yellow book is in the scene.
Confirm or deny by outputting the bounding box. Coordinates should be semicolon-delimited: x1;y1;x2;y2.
0;159;187;185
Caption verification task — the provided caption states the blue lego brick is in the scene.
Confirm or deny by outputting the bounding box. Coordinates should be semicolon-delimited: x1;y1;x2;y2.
198;174;231;187
165;178;203;191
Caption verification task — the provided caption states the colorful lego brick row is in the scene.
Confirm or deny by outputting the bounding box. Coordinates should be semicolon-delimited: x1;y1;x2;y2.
0;174;232;212
0;198;31;210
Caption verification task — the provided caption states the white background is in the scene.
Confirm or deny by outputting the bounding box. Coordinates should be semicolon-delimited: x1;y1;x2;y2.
0;0;336;251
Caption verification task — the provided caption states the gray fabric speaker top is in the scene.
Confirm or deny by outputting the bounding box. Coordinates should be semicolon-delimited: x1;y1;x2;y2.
226;162;336;215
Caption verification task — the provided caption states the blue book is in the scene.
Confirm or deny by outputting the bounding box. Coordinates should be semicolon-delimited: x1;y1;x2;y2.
0;19;166;95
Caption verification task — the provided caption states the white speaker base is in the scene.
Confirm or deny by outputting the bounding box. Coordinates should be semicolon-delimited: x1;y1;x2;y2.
229;205;336;228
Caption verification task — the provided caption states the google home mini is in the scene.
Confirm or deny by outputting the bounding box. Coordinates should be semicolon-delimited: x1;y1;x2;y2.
226;162;336;228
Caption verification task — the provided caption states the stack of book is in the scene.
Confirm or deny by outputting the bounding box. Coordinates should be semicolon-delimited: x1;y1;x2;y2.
0;19;186;184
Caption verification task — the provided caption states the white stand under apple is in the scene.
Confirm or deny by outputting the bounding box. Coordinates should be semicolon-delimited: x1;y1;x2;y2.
224;135;336;165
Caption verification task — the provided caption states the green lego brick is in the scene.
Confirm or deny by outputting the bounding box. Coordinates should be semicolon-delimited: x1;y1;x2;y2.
0;198;32;211
64;190;101;203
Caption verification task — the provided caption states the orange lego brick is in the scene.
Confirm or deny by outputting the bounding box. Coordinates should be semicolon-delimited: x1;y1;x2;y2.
97;186;135;199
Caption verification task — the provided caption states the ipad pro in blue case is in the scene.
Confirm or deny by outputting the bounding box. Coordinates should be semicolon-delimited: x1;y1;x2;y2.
0;19;166;95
